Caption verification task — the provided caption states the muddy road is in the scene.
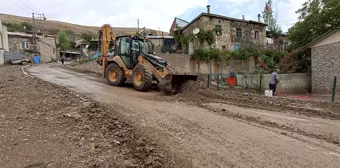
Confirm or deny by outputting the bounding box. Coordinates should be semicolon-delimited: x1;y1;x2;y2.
27;64;340;168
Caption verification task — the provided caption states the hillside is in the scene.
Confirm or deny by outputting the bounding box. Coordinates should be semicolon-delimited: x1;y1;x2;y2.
0;13;168;36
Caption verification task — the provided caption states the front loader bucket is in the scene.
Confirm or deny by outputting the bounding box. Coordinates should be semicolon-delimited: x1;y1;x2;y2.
158;74;198;95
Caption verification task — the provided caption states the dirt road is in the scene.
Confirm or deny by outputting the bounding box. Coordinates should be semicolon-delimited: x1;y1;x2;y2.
27;64;340;168
0;65;182;168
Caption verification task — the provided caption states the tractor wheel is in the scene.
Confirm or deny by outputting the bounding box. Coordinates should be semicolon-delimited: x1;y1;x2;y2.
106;63;126;86
132;64;153;91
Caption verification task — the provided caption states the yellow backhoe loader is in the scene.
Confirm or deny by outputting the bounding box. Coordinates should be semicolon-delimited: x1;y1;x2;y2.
96;24;197;94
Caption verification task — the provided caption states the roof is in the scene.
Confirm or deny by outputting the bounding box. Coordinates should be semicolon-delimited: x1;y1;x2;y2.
60;51;81;55
175;17;189;28
7;32;55;39
303;28;340;49
182;13;267;31
146;35;174;39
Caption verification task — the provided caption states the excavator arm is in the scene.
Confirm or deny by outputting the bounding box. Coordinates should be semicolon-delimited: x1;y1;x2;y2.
97;24;116;76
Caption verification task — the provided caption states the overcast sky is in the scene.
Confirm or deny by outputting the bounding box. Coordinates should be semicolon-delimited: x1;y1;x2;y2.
1;0;304;32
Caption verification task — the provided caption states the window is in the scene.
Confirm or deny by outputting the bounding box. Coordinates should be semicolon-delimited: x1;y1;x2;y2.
236;28;242;38
119;37;130;55
222;45;226;49
215;25;222;36
21;41;29;49
234;43;239;51
255;31;259;40
132;40;140;51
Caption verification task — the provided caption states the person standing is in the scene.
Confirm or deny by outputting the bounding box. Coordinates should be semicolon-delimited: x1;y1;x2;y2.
61;54;66;65
269;68;280;96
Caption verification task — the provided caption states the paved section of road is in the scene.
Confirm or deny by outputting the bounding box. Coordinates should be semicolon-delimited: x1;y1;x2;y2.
27;65;340;168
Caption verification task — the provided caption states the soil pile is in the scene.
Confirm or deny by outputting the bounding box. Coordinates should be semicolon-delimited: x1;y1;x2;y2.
0;65;178;168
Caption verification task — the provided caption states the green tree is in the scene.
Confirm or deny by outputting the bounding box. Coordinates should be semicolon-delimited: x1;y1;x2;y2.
262;0;282;47
57;31;71;51
288;0;340;48
21;22;33;31
3;22;22;32
80;32;96;44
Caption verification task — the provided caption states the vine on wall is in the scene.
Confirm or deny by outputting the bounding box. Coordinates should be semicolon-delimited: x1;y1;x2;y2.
174;26;216;45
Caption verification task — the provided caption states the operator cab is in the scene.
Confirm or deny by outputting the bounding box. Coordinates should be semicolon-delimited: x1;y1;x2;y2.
114;36;165;70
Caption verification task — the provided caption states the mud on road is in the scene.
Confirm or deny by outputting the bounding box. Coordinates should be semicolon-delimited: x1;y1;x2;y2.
0;65;187;168
27;64;340;168
150;80;340;145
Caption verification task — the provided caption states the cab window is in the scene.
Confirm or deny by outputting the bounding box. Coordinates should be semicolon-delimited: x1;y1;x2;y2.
120;37;130;55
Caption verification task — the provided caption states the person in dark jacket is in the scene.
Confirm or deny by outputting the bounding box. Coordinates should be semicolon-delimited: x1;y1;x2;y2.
269;68;280;96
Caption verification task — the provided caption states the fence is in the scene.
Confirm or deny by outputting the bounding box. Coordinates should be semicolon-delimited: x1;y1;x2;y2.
207;65;339;102
313;76;339;102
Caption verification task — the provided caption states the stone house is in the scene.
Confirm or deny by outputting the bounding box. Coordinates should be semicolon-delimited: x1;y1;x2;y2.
169;17;189;36
7;32;57;63
305;28;340;94
180;5;267;54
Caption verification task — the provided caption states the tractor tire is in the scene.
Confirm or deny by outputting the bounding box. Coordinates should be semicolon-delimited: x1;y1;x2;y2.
106;63;126;86
132;64;153;91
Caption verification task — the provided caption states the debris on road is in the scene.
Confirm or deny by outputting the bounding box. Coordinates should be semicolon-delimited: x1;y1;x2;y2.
0;65;183;168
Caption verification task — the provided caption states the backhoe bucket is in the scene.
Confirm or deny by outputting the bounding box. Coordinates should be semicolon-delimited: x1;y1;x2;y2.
158;74;198;95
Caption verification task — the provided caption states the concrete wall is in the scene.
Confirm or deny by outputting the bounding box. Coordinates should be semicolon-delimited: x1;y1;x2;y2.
149;38;162;47
182;15;266;51
0;50;4;65
0;20;9;51
236;73;311;94
314;30;340;47
311;41;340;94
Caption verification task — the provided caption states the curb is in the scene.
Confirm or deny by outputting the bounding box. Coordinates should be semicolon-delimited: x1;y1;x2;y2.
21;65;34;78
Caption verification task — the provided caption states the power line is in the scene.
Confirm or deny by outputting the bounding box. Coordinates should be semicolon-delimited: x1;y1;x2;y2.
9;0;30;14
23;0;40;13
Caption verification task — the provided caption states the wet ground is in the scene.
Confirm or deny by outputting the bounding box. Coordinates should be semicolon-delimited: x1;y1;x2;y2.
25;64;340;168
0;65;183;168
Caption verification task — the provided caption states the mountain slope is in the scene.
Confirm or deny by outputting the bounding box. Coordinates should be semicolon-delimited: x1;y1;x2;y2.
0;13;168;36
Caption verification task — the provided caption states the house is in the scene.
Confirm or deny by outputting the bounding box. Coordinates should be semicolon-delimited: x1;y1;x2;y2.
304;28;340;94
180;5;267;54
7;32;57;63
0;19;9;65
265;31;289;51
169;17;189;36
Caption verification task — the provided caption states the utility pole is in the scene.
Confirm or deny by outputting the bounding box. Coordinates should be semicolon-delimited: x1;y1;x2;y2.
31;13;47;62
137;19;140;33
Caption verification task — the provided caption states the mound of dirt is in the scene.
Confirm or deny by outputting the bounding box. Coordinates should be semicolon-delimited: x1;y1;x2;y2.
0;65;180;168
180;80;206;95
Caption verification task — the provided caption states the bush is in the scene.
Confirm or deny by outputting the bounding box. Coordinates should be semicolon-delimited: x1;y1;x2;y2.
3;22;22;32
191;48;232;63
21;22;33;31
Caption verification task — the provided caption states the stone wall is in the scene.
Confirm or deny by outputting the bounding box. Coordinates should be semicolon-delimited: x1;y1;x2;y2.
69;60;103;75
236;73;311;94
182;15;266;51
155;46;251;75
8;35;57;63
311;41;340;94
37;37;57;62
8;36;31;58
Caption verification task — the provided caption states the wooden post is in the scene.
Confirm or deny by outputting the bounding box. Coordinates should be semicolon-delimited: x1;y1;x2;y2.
332;76;337;102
